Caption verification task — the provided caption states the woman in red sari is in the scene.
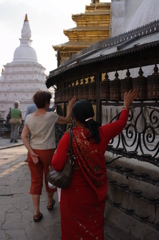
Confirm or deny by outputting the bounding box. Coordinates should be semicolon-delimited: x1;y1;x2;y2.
52;90;137;239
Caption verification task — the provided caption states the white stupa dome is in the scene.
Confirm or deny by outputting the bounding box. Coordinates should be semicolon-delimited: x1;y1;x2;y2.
13;46;37;62
13;14;37;63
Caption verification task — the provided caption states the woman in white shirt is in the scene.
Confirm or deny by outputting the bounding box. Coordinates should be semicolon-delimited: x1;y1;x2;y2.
21;90;76;222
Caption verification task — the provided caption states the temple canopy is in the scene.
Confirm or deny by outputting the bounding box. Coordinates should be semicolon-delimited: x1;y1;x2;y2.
46;20;159;87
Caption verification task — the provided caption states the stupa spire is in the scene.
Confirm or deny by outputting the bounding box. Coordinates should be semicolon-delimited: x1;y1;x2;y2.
91;0;99;3
24;14;28;22
21;14;31;39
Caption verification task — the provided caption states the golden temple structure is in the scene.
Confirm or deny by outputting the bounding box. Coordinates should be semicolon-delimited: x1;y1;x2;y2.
53;0;111;66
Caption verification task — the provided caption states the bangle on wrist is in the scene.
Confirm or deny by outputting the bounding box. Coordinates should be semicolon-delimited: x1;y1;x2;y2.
122;105;129;110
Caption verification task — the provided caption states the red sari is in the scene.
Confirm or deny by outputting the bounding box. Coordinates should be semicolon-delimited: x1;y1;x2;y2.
52;110;128;240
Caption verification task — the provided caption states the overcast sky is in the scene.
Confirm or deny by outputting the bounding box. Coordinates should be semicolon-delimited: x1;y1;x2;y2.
0;0;110;75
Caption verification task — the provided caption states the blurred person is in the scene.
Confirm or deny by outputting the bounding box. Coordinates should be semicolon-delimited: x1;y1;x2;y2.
10;101;22;143
25;103;37;118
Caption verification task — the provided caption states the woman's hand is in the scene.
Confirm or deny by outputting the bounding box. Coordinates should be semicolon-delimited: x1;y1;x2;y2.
68;96;76;109
56;96;76;124
123;89;137;108
30;150;39;164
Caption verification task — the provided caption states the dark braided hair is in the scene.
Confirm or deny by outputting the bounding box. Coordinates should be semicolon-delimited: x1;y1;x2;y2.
72;100;100;143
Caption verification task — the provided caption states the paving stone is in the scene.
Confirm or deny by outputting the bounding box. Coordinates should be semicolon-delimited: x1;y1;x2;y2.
0;196;16;205
0;230;6;240
7;203;29;213
37;212;60;228
0;165;12;170
21;210;34;222
2;221;30;230
5;229;28;240
16;195;32;204
16;172;29;179
11;187;27;194
0;180;17;187
26;226;50;240
44;221;61;240
6;176;19;182
0;213;5;225
12;181;26;187
5;212;22;223
0;205;10;214
0;186;12;196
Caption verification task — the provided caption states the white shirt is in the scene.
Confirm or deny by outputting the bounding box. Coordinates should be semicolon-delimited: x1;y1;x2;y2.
25;112;59;150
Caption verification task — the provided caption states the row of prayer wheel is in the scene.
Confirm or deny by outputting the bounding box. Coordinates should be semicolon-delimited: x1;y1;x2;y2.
55;77;96;102
55;65;159;103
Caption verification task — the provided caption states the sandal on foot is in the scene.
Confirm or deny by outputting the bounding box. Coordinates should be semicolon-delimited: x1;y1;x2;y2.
47;199;55;211
33;212;43;222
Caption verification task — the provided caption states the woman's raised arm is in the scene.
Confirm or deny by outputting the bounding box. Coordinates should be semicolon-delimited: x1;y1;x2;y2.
56;96;76;125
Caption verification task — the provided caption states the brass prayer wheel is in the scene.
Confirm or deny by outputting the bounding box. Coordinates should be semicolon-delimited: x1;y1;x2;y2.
55;89;62;103
78;79;83;100
83;78;89;100
69;83;74;99
147;65;159;100
63;82;70;102
100;73;110;100
61;86;65;102
54;89;58;103
63;87;67;102
110;71;121;101
88;77;96;101
121;69;133;100
73;80;78;100
133;67;147;100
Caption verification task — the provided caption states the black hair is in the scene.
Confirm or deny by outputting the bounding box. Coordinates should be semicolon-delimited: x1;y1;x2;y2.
72;99;100;143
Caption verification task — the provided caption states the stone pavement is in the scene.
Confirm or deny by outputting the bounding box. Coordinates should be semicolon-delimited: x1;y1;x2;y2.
0;138;61;240
0;137;23;150
0;137;139;240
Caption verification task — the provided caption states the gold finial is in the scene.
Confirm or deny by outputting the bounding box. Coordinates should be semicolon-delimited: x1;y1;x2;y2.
1;68;4;73
91;0;99;3
24;14;28;22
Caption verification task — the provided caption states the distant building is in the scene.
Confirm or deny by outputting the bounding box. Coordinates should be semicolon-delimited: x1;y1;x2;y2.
0;14;48;119
53;0;111;66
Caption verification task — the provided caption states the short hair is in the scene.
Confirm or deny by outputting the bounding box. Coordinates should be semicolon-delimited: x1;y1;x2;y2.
33;91;52;108
14;101;20;107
